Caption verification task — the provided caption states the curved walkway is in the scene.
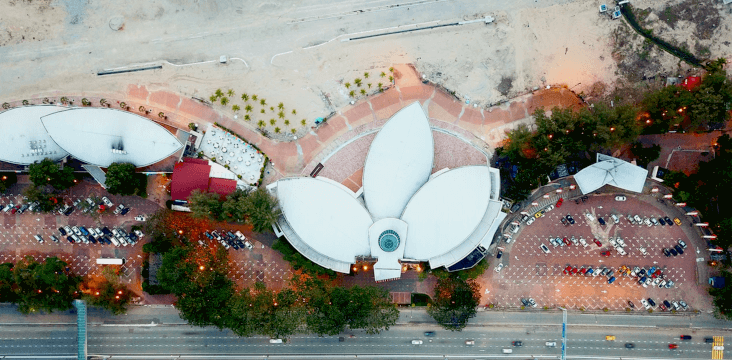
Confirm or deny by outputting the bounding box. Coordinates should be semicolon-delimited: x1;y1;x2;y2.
3;65;583;184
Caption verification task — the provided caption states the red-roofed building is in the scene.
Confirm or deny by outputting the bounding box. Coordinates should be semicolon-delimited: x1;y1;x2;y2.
681;76;701;91
171;158;238;201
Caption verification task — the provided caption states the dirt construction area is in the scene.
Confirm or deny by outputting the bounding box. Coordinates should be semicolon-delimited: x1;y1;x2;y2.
479;193;710;312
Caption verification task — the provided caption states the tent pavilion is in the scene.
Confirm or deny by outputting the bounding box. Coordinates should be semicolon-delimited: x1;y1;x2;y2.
574;154;648;194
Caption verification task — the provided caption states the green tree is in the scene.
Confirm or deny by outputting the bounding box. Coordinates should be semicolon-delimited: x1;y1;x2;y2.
83;268;131;315
709;270;732;320
187;190;223;220
105;162;139;196
0;262;17;303
241;93;249;102
28;158;76;190
12;256;81;314
428;277;480;331
220;188;250;222
630;142;662;167
242;187;281;233
22;185;56;212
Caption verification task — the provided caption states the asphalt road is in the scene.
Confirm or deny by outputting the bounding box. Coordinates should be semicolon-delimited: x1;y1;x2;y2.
1;306;730;359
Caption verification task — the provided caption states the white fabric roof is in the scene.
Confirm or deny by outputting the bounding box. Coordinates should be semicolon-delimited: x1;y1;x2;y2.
574;154;648;194
0;106;69;165
41;108;183;167
362;102;433;220
276;177;373;264
401;166;492;261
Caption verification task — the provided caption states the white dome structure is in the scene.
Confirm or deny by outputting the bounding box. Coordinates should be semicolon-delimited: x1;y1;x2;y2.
271;102;505;281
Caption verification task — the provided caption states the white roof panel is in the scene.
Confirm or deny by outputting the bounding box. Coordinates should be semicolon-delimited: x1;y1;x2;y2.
277;177;373;263
41;108;182;167
574;155;648;194
401;166;492;261
362;102;433;220
0;106;69;165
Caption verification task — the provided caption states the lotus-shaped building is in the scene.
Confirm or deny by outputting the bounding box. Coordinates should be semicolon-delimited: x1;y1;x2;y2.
271;102;506;281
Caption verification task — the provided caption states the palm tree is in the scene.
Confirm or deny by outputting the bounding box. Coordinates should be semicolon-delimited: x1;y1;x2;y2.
360;89;366;95
284;119;290;126
227;89;235;97
345;82;351;89
278;111;285;119
260;109;265;114
139;106;146;113
274;127;281;133
389;67;394;73
260;99;266;106
349;90;355;97
291;128;297;134
354;78;362;87
292;109;297;115
378;82;383;89
258;120;265;128
380;71;386;78
364;72;369;78
269;119;276;126
232;105;240;112
367;83;372;88
389;76;394;83
241;93;249;101
301;119;307;126
221;97;229;106
100;99;108;106
215;89;223;98
252;94;258;101
209;95;217;103
244;114;251;121
270;106;275;112
245;104;253;113
277;102;284;110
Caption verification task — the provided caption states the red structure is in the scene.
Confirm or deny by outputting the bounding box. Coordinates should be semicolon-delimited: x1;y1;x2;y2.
170;158;237;201
681;76;701;91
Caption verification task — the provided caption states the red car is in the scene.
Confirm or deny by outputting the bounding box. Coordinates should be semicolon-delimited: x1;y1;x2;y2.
563;237;571;246
579;267;587;275
669;344;678;349
564;265;573;275
600;250;611;257
653;269;662;278
556;198;564;208
571;267;579;274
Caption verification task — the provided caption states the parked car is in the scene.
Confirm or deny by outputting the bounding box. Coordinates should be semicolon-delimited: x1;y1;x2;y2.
562;237;571;246
566;214;575;224
643;217;652;227
658;217;666;225
627;300;635;308
134;214;147;221
521;298;530;306
556;198;563;208
674;244;684;255
58;227;67;236
610;214;620;224
593;239;602;247
560;217;568;226
664;216;673;226
678;240;687;249
598;217;606;226
647;298;656;307
579;238;588;247
634;215;642;223
570;236;579;246
527;298;537;307
615;195;627;201
102;196;114;207
494;263;505;273
673;217;682;226
540;244;550;254
670;247;678;256
113;204;125;215
608;276;616;284
651;217;659;226
640;299;650;309
663;248;671;257
615;247;627;256
600;250;611;257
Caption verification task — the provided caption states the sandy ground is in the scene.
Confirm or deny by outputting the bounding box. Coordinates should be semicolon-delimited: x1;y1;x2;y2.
1;0;731;143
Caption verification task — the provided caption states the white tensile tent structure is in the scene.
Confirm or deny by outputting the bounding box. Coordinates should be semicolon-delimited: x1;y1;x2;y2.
574;154;648;194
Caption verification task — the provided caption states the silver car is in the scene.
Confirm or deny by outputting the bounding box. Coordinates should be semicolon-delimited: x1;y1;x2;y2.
634;215;642;223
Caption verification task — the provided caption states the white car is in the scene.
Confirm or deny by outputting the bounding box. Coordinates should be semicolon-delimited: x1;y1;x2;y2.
678;239;687;249
134;215;147;222
540;244;551;254
639;247;648;256
526;217;535;225
102;196;114;207
644;278;652;287
495;263;505;273
640;299;650;309
579;238;588;247
585;213;595;221
113;204;125;215
643;218;652;227
528;298;537;307
615;195;627;201
134;230;145;239
610;214;620;224
652;278;661;287
616;238;626;247
658;280;667;288
634;215;642;223
546;342;557;347
616;247;627;256
411;340;423;345
570;236;579;246
72;226;82;236
609;238;618;247
545;204;555;212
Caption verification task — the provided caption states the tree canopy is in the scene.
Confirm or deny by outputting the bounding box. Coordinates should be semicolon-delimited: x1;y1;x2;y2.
187;187;280;233
28;158;76;190
105;162;145;196
427;277;481;331
10;256;81;314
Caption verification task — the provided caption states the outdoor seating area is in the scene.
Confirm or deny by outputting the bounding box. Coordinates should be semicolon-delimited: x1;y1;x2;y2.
198;124;266;185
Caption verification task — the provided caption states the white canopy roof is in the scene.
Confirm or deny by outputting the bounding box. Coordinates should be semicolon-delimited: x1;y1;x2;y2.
41;108;183;167
362;102;433;220
574;154;648;194
401;166;493;262
276;177;373;264
0;106;69;165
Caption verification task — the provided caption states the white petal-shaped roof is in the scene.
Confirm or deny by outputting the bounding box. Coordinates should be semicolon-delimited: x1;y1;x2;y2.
574;154;648;194
41;108;183;167
362;101;434;220
0;106;70;165
277;177;373;264
401;166;492;261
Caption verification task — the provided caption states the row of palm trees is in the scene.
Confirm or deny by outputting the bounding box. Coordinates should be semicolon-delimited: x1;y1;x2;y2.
209;89;306;135
344;68;395;99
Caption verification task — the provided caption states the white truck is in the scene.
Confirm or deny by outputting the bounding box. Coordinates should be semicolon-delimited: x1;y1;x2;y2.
96;258;125;265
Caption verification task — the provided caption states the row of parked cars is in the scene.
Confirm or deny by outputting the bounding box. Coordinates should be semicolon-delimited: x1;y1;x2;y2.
563;264;620;284
54;225;144;246
662;239;687;256
2;201;42;214
638;298;688;311
202;230;253;250
627;214;681;227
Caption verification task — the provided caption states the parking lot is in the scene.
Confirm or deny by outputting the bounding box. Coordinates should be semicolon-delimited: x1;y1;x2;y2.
480;193;706;312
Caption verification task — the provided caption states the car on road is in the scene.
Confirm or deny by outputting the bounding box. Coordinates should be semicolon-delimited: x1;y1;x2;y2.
673;217;682;226
678;239;687;249
668;344;678;349
424;331;435;337
625;343;635;348
674;244;684;255
494;263;505;273
465;340;475;346
680;335;692;340
705;337;714;343
593;238;602;247
546;342;556;347
540;244;550;254
512;341;522;346
658;217;666;225
606;335;616;341
411;340;423;345
566;214;575;224
556;198;563;208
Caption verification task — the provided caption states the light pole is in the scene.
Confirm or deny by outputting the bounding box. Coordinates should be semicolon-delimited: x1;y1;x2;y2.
559;307;567;360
